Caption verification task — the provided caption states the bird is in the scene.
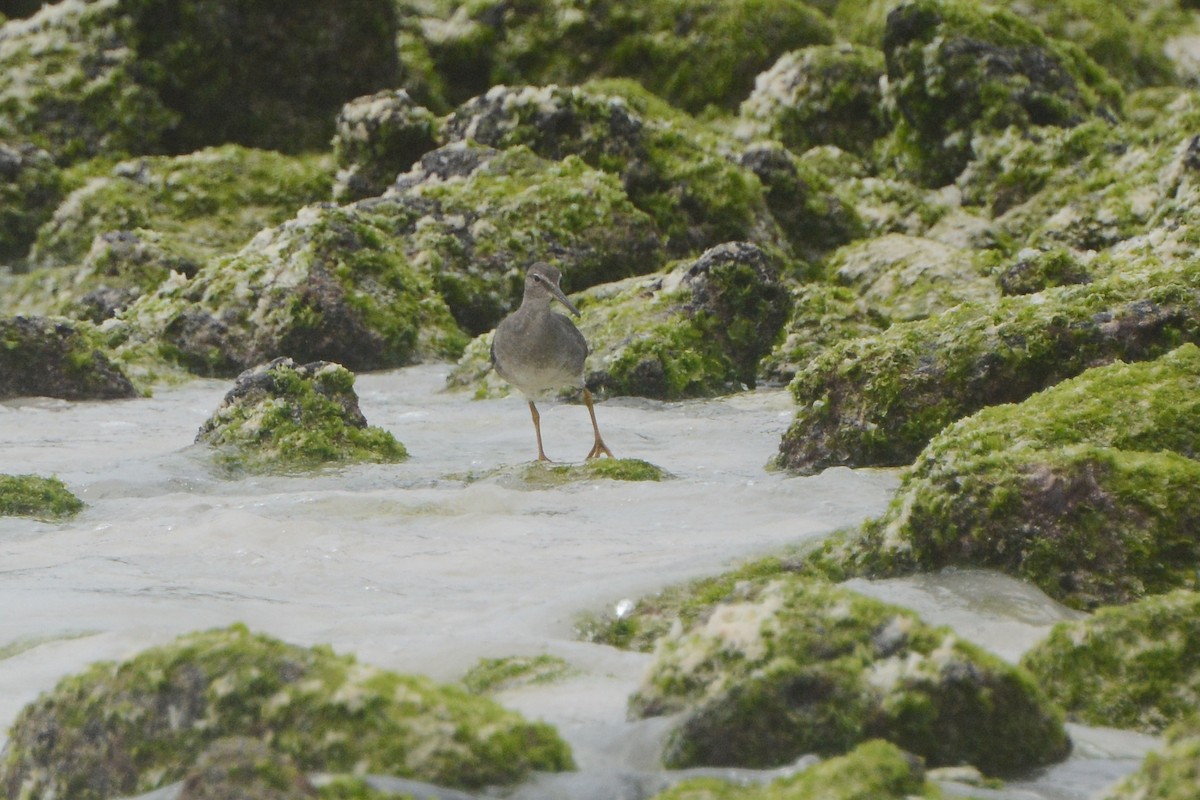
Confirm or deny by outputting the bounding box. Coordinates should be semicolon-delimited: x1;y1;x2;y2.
491;262;614;462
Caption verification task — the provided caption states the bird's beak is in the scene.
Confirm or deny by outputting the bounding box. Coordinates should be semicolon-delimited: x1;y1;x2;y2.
549;282;582;317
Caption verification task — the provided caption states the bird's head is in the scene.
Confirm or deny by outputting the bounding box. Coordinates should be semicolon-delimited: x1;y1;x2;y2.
525;262;581;317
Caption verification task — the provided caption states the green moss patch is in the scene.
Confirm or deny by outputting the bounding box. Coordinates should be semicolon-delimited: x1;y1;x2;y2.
1105;716;1200;800
647;740;939;800
846;344;1200;609
462;655;574;694
0;474;84;520
194;358;407;473
0;624;573;800
630;576;1069;776
1021;590;1200;732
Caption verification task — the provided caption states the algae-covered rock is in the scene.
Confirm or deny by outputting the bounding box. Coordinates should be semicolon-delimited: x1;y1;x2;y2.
0;474;84;519
778;258;1200;473
29;146;333;269
630;576;1069;776
0;624;573;800
849;344;1200;609
826;233;1000;322
577;242;790;400
178;737;318;800
430;0;834;114
332;90;440;203
194;358;407;472
760;283;886;385
998;246;1092;296
882;0;1123;185
1104;715;1200;800
647;740;938;800
738;44;889;160
462;655;573;695
1021;589;1200;732
442;82;788;258
0;141;63;265
0;315;137;400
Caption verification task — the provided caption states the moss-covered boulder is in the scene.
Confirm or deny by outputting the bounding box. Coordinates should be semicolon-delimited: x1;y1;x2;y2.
848;344;1200;609
0;315;136;400
1021;590;1200;732
0;625;573;800
578;242;790;399
442;81;789;258
882;0;1123;185
738;44;889;160
194;358;407;472
28;146;332;270
0;141;63;265
427;0;833;114
777;258;1200;473
332;90;440;203
826;233;1000;322
646;740;939;800
0;474;84;519
760;283;885;385
178;737;317;800
1104;715;1200;800
630;576;1069;776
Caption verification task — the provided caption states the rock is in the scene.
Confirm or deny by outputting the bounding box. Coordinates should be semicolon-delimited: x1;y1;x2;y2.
1104;715;1200;800
826;233;1000;322
332;90;440;203
0;315;137;400
737;44;890;159
777;258;1200;473
579;242;790;400
646;740;937;800
846;344;1200;609
998;246;1092;296
1021;589;1200;732
629;576;1069;776
425;0;834;113
0;624;573;800
178;737;317;800
760;283;886;385
29;145;333;270
442;82;788;258
194;358;407;472
882;0;1123;185
0;474;84;520
0;141;62;265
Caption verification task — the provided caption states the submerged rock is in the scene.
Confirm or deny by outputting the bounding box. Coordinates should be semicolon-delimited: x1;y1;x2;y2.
0;315;137;400
630;576;1069;776
647;739;939;800
778;258;1200;473
0;624;573;800
882;0;1123;185
194;358;407;472
1021;589;1200;732
847;344;1200;609
0;474;84;520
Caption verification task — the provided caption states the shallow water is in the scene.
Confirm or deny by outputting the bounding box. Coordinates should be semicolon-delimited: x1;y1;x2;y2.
0;365;1156;798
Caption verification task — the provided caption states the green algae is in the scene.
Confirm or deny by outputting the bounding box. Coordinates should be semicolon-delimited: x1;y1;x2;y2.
647;739;940;800
0;624;573;800
1105;716;1200;800
0;314;138;400
846;344;1200;609
462;654;574;694
630;576;1068;775
1021;589;1200;732
0;474;84;520
194;360;408;473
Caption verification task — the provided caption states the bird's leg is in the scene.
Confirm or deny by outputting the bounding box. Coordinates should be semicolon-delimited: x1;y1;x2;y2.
582;388;614;459
529;400;552;462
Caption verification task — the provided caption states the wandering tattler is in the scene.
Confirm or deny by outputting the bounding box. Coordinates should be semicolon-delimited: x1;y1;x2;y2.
491;262;614;462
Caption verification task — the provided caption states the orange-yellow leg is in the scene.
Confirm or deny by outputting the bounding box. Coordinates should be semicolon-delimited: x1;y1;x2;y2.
528;400;552;462
582;388;614;459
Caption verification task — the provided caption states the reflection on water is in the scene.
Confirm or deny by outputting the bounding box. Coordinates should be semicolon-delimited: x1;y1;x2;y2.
0;365;1156;798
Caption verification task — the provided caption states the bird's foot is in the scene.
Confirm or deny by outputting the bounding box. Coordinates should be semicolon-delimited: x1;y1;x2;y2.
586;439;614;459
